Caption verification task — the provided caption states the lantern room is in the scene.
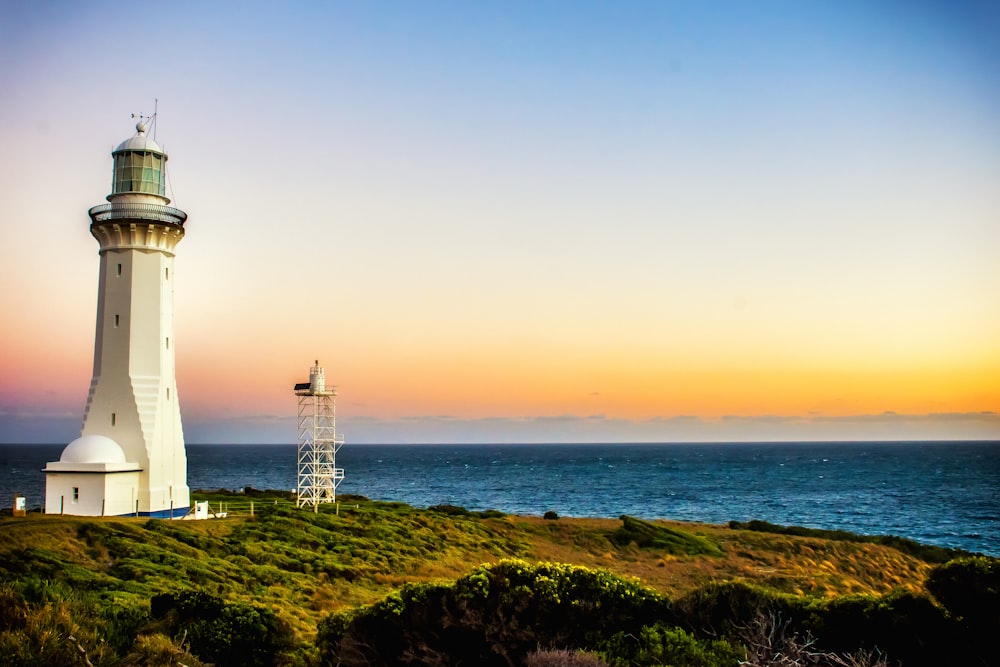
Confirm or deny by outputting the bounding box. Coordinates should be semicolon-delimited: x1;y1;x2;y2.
109;121;169;200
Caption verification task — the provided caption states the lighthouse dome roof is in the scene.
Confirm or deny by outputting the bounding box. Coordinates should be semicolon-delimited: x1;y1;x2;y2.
114;121;165;155
60;434;127;464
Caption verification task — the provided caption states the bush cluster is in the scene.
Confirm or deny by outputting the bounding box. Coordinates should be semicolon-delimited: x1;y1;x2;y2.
319;557;999;667
319;560;673;666
427;503;506;519
150;591;295;667
612;515;723;556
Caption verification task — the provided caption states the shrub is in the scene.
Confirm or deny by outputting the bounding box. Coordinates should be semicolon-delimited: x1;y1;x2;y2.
672;581;805;637
428;504;505;519
0;597;109;667
98;593;150;655
600;623;741;667
813;591;948;662
17;575;72;604
612;516;722;556
544;511;560;521
526;648;608;666
317;560;672;667
672;580;955;665
922;556;999;665
427;504;472;516
734;610;897;667
925;556;1000;623
120;633;207;667
0;588;29;631
150;591;294;667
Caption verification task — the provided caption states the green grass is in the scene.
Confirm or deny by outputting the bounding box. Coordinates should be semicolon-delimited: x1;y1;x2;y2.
0;491;985;666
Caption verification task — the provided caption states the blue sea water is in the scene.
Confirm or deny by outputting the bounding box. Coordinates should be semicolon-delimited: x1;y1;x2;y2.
2;441;997;556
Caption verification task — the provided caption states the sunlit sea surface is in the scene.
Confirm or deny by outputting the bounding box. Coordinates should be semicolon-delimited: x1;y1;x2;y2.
2;441;997;555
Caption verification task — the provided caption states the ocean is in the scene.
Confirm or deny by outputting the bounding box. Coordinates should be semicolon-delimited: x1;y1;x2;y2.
2;441;997;556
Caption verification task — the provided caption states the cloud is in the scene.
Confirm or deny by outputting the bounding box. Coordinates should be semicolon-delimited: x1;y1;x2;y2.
3;405;997;445
0;412;80;444
721;414;802;423
534;414;586;423
812;412;1000;424
401;415;457;422
331;411;1000;445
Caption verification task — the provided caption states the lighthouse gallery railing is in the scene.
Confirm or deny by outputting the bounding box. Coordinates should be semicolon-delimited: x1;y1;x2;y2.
88;202;188;226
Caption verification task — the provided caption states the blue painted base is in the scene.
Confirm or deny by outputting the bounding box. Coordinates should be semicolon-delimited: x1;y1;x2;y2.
123;506;190;519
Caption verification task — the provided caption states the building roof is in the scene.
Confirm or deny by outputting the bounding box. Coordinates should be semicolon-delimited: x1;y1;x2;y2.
45;434;141;473
60;434;127;464
114;121;166;155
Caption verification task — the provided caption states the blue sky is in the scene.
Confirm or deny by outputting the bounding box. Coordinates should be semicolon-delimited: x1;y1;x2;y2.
1;1;998;444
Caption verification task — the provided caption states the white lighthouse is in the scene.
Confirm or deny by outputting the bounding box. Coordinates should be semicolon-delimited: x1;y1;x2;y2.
44;118;190;518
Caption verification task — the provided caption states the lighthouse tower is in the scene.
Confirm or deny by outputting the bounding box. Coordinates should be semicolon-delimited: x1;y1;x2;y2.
44;118;190;518
294;361;345;510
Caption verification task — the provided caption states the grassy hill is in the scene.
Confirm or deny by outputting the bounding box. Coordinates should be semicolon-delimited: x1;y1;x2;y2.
0;491;993;666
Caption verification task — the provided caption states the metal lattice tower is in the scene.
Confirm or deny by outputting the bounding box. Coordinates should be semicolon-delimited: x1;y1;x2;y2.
294;361;345;510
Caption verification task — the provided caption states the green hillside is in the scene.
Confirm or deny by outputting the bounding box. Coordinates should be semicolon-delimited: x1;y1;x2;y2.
0;492;994;666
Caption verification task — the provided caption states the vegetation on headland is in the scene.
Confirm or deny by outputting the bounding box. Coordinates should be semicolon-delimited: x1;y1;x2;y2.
727;520;969;564
0;490;995;666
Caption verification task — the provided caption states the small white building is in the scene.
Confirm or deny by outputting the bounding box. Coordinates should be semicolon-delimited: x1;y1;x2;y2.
44;435;141;516
45;117;191;518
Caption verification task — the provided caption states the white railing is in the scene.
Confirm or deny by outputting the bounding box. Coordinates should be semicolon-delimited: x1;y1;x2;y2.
88;202;187;226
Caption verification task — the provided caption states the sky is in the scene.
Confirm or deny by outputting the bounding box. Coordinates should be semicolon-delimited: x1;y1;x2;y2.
0;1;998;444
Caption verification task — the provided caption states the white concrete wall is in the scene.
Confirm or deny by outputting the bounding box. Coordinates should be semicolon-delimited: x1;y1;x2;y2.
104;472;141;516
45;474;106;516
80;218;189;515
45;472;141;516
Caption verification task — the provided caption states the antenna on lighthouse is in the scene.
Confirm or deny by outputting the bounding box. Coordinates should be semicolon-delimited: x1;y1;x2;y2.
130;98;158;139
293;360;345;511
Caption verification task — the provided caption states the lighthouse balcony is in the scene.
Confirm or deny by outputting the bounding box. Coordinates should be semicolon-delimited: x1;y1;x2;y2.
314;467;345;480
88;202;187;227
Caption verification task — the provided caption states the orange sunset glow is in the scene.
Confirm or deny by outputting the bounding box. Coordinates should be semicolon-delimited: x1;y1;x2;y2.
1;3;998;444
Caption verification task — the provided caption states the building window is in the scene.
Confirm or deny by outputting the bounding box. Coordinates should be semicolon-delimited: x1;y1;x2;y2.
116;263;122;276
165;267;169;280
167;387;171;399
111;412;116;426
114;314;120;327
166;337;170;349
72;487;79;503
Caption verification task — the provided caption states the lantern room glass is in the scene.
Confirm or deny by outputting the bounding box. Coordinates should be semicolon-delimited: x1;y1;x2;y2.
112;150;165;196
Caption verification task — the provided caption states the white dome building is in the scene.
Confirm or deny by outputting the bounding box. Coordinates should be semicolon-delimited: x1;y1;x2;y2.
60;434;130;465
44;435;142;516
